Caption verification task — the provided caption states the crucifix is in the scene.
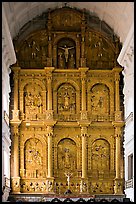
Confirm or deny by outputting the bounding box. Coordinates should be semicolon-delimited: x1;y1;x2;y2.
64;172;73;190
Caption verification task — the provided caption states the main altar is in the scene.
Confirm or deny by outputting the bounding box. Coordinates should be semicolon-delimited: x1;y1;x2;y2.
9;6;125;202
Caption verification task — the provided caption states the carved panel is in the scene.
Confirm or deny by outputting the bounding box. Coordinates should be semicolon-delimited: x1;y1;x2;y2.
16;30;48;68
24;83;43;120
24;138;44;178
51;8;82;32
90;83;110;115
91;139;110;171
57;138;77;171
57;83;76;115
85;32;115;69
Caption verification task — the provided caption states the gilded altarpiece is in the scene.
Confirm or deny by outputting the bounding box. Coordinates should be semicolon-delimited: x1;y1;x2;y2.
10;7;124;196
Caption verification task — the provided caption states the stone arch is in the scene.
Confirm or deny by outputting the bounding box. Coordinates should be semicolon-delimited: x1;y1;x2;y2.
54;79;80;92
20;78;46;92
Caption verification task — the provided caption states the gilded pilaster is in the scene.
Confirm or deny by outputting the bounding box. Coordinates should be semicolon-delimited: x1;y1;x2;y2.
112;121;125;194
10;123;21;193
79;68;89;120
113;67;123;121
45;67;55;120
47;126;53;178
11;66;21;121
81;126;88;178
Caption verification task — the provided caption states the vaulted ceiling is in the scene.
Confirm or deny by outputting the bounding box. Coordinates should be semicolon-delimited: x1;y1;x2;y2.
3;2;134;44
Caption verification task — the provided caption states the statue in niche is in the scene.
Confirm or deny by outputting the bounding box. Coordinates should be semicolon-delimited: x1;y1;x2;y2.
92;139;109;171
25;138;43;171
91;84;109;115
68;54;75;68
28;40;39;59
57;84;76;114
64;148;71;168
58;53;65;68
24;89;43;115
58;138;77;170
64;92;70;110
59;45;74;63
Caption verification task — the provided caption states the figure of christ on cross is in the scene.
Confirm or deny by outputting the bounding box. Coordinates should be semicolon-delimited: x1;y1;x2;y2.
59;45;74;62
64;172;73;190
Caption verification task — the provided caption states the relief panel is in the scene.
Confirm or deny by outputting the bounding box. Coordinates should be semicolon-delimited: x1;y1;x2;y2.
90;83;110;115
57;83;76;114
24;138;45;178
24;83;43;120
57;138;77;172
91;139;110;171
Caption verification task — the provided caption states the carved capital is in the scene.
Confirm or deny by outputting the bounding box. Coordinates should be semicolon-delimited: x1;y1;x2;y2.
11;177;20;193
80;111;88;120
115;111;122;121
81;126;88;137
46;110;54;120
46;125;53;137
114;178;123;194
11;109;20;121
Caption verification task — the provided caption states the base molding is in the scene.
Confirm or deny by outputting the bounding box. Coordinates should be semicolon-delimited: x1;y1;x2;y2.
8;193;127;202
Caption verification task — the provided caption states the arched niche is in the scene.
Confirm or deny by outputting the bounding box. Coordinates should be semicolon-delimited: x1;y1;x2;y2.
57;37;76;69
91;138;110;171
23;82;44;119
57;82;76;114
24;138;44;178
57;138;77;171
90;83;110;115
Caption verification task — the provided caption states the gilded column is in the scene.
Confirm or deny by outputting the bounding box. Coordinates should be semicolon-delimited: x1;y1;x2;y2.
113;67;123;121
81;126;87;178
112;122;125;194
11;66;20;121
47;126;53;178
10;124;21;193
47;72;53;111
79;68;89;120
115;72;120;111
46;125;55;193
45;67;55;120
